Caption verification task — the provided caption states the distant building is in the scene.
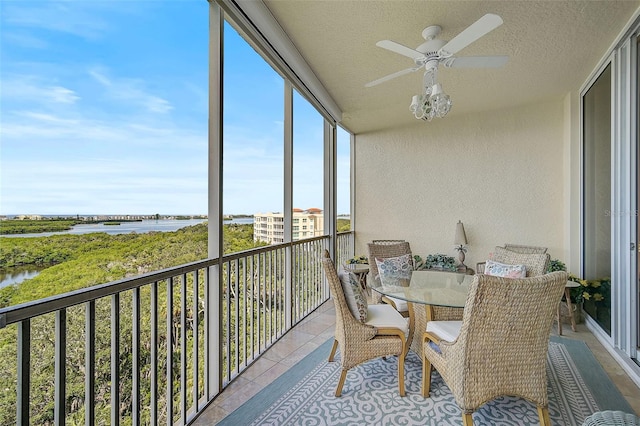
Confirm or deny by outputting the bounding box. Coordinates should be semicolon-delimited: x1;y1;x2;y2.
15;215;43;220
253;208;324;244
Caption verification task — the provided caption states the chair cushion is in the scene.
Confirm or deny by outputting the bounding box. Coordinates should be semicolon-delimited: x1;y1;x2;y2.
366;304;409;334
484;259;527;278
375;254;413;287
385;294;408;312
338;269;368;322
426;320;462;343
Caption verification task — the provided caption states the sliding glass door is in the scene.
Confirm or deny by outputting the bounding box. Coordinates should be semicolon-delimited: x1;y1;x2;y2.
583;63;612;335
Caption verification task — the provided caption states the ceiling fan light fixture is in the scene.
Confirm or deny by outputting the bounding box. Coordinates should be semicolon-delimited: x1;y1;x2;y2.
369;14;506;122
410;94;433;121
410;78;451;121
430;84;452;118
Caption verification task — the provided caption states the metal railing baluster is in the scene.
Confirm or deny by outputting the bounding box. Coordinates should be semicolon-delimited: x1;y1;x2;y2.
241;257;247;367
249;255;255;360
132;288;140;426
180;273;187;423
234;260;239;372
85;301;95;426
55;309;66;426
166;278;173;426
225;262;231;380
192;270;199;413
17;319;30;426
203;267;210;399
150;282;158;426
259;253;264;352
111;294;120;426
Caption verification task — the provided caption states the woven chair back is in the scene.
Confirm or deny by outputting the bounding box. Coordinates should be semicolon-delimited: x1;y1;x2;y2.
453;271;568;407
372;239;405;245
321;250;355;324
367;241;412;281
367;241;412;304
503;243;548;254
492;246;550;277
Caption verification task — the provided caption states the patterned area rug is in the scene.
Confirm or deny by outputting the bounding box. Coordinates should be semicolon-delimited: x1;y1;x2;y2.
219;337;633;426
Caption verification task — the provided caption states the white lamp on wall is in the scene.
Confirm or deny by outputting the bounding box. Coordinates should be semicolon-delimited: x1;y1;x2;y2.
454;220;468;272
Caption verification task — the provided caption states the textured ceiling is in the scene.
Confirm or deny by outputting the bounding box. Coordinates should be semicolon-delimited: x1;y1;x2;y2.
263;0;639;134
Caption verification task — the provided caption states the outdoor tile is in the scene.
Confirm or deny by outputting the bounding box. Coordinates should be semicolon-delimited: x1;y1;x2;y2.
241;356;277;381
280;341;322;367
311;333;333;346
216;380;263;413
253;362;291;387
192;405;229;425
263;331;315;360
294;319;333;335
216;375;251;402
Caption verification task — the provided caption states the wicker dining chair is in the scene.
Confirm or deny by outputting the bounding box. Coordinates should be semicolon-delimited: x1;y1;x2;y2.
492;246;551;277
322;250;408;397
477;246;550;277
422;271;568;426
367;241;413;313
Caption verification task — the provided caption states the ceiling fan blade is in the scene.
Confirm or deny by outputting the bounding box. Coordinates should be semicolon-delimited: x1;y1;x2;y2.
439;13;503;56
376;40;424;61
365;66;422;87
443;55;509;68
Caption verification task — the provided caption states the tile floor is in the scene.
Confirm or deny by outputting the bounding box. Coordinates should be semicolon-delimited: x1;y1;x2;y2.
193;300;640;424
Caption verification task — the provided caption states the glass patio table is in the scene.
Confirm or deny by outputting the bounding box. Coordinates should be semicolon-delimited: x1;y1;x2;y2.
369;269;474;356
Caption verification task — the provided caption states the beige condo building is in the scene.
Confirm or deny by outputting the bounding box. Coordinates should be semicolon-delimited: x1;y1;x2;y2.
253;208;324;244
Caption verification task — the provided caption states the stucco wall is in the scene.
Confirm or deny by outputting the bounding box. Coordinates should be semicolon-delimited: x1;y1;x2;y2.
354;99;566;270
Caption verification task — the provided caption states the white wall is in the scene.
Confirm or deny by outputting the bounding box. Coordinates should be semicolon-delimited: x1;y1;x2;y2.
354;99;566;269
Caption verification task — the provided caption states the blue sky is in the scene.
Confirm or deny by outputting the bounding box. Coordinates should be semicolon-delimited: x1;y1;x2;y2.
0;0;350;216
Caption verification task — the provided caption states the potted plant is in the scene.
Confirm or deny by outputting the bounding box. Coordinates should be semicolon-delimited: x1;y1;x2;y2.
423;254;457;272
547;258;582;324
567;274;610;323
547;258;567;273
346;255;368;265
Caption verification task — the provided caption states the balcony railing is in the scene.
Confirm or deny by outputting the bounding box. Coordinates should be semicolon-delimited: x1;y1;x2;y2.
0;231;354;425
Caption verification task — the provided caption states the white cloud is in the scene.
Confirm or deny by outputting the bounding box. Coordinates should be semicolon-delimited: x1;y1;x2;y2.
2;2;111;40
1;75;80;105
1;32;49;49
89;67;173;114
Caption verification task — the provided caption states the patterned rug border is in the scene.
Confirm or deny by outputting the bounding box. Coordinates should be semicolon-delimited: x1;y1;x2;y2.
216;336;632;425
553;336;633;413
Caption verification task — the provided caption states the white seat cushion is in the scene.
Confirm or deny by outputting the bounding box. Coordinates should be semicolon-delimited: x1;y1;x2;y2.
386;294;408;312
366;304;409;335
426;320;462;343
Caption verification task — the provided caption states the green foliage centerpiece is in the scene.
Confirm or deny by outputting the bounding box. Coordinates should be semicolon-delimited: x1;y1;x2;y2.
415;254;457;272
346;255;368;265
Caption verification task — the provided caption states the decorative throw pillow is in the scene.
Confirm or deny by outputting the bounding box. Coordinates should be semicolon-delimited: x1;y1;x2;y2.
375;254;413;287
338;269;368;322
484;259;527;278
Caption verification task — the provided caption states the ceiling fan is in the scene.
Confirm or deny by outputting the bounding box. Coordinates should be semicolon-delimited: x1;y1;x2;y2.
366;13;508;121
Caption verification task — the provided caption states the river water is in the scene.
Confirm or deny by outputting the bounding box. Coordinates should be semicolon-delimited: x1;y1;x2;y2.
0;217;254;288
1;217;254;238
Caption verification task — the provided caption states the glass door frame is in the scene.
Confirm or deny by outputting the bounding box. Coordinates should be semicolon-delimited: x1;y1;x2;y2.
580;23;640;371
